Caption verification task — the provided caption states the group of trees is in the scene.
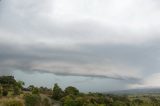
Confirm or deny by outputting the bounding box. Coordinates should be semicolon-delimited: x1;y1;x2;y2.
51;83;160;106
0;76;51;106
0;76;24;96
51;84;124;106
26;85;52;96
52;83;79;100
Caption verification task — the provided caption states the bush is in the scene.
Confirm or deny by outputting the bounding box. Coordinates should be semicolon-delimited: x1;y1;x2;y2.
2;89;8;96
3;99;23;106
14;86;20;95
62;95;83;106
32;88;39;95
24;94;41;106
112;101;128;106
42;98;50;106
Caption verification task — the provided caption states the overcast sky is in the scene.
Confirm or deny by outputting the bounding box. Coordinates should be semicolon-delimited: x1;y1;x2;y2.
0;0;160;92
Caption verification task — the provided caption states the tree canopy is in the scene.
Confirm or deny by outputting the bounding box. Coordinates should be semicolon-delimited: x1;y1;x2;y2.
64;86;79;95
0;76;16;85
52;83;63;100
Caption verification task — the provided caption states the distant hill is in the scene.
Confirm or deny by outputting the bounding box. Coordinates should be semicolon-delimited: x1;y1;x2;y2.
107;88;160;95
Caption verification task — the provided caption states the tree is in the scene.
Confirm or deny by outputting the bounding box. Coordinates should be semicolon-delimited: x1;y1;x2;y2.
0;76;17;85
14;81;25;95
39;86;52;95
0;76;17;96
52;83;63;100
64;86;79;95
28;85;35;91
17;81;25;89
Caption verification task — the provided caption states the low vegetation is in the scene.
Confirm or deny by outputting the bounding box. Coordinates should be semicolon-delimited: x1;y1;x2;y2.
1;76;160;106
0;98;24;106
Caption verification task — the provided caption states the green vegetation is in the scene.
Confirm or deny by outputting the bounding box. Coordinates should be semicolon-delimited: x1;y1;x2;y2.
1;75;160;106
64;86;79;96
32;87;40;95
24;93;41;106
42;98;50;106
52;83;63;100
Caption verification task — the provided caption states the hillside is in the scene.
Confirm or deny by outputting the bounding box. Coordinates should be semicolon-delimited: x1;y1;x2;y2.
1;76;160;106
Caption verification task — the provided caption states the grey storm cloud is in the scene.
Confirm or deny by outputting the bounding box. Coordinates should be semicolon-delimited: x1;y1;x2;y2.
1;0;160;88
0;38;159;83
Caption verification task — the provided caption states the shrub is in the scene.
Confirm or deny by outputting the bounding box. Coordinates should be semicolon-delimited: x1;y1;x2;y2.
112;101;128;106
14;86;20;95
32;88;39;95
2;89;8;96
42;98;50;106
62;95;78;106
24;94;41;106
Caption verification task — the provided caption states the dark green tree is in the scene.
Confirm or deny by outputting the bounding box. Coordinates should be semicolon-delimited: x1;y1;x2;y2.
0;76;16;85
52;83;63;100
64;86;79;95
0;76;17;96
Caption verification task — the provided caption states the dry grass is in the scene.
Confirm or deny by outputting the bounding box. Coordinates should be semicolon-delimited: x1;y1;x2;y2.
0;96;24;106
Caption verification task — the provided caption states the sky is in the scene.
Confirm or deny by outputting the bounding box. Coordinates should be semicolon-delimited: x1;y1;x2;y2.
0;0;160;92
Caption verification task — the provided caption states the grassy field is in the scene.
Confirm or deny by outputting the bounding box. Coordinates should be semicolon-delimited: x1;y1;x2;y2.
0;96;24;106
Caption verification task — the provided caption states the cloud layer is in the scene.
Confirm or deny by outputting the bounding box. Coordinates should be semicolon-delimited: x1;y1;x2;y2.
0;0;160;89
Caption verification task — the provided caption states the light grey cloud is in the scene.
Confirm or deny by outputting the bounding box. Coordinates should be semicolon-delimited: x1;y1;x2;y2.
1;0;160;45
